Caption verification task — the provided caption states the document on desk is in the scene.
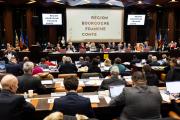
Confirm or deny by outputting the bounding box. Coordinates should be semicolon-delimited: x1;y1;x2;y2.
41;80;53;85
51;92;66;97
160;90;170;103
85;80;102;86
83;95;100;103
104;96;111;104
123;76;132;82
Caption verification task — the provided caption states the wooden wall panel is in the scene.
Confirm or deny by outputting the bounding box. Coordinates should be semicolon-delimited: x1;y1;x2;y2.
149;11;157;46
49;26;57;44
26;8;35;47
168;9;175;43
3;8;13;45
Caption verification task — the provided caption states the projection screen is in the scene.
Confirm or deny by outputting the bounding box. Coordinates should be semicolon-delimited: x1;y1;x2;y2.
66;8;124;43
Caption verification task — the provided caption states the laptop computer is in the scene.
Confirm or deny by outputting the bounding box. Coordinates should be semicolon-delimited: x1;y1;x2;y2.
109;85;125;98
0;61;6;73
166;81;180;94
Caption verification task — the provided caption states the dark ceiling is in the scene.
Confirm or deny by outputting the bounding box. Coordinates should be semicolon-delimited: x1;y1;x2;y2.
0;0;179;8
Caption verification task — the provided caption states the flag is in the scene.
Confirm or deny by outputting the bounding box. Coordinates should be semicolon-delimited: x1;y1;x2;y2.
19;31;24;49
15;30;19;45
157;31;163;48
25;35;28;48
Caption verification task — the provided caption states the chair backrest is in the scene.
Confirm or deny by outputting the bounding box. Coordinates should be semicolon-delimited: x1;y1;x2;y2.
58;73;77;78
172;67;180;81
81;73;103;79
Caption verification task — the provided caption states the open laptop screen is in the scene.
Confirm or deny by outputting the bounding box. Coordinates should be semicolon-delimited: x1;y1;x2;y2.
0;61;6;73
109;85;125;98
166;81;180;94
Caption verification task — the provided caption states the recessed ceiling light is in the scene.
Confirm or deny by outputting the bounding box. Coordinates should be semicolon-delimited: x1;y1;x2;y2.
169;0;179;3
137;0;143;4
26;0;36;4
156;4;162;7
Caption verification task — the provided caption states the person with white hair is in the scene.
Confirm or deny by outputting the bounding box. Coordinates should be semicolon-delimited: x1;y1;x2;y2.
17;61;47;94
0;74;35;120
58;56;77;74
99;65;125;91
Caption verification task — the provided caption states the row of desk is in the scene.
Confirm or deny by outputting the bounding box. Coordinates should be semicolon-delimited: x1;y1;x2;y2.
26;87;180;120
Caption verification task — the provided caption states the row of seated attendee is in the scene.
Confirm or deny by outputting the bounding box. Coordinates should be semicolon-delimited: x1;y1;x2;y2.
0;71;179;120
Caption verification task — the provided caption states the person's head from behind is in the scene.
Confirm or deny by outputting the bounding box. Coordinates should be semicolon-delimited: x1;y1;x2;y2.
169;58;177;68
40;58;46;64
104;58;111;66
43;112;63;120
23;61;34;74
23;56;29;62
132;71;146;86
114;57;121;64
64;56;72;64
152;56;157;62
110;66;119;77
1;74;18;93
142;64;151;73
63;76;79;91
147;54;153;60
92;58;99;66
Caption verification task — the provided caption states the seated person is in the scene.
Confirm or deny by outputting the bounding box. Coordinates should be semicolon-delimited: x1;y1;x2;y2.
17;61;48;94
131;55;141;65
104;58;111;67
39;58;49;69
58;56;77;74
134;43;144;52
0;74;35;120
76;56;84;65
110;42;118;51
109;71;162;120
142;64;159;86
112;57;126;73
166;58;180;82
54;43;61;52
52;77;94;117
5;56;23;76
89;42;97;52
88;58;101;73
149;56;160;66
99;66;125;91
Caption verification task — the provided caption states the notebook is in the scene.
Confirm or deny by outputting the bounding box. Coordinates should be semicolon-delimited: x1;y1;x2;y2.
109;85;125;98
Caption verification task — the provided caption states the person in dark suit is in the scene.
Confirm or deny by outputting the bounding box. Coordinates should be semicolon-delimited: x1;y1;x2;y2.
166;58;180;82
0;74;35;120
5;56;23;76
142;64;159;86
58;56;77;74
88;58;101;73
149;56;160;66
99;65;125;91
17;61;47;94
109;71;162;120
52;76;94;117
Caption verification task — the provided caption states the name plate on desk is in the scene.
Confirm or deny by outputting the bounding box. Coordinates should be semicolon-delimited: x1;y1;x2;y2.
83;95;100;103
51;92;66;97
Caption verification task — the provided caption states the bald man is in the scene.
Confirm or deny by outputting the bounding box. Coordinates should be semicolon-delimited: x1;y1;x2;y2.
0;74;35;120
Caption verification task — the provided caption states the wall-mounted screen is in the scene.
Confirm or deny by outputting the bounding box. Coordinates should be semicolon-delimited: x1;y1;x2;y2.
127;14;145;25
42;13;62;25
66;9;124;43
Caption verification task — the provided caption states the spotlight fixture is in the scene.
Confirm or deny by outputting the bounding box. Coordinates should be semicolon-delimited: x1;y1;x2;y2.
137;0;143;4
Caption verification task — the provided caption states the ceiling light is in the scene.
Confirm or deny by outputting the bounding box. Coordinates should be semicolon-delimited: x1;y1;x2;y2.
156;4;162;7
169;0;179;3
26;0;36;4
137;0;143;4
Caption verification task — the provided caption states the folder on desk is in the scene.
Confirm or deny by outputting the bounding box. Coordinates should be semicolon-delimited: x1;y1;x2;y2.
83;95;100;103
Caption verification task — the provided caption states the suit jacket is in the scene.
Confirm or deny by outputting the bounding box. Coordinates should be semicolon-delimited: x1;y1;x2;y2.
17;74;47;94
5;63;23;76
53;92;94;117
99;77;125;91
109;86;162;120
59;63;77;74
0;89;35;120
145;72;159;86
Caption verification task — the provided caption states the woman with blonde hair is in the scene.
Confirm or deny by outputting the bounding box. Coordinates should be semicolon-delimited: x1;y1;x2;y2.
43;112;63;120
